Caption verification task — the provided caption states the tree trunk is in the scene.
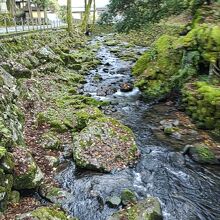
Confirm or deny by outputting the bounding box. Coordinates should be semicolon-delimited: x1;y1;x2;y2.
92;0;96;27
81;0;92;32
67;0;73;33
84;0;87;12
44;7;47;24
37;6;41;25
27;0;33;22
7;0;16;17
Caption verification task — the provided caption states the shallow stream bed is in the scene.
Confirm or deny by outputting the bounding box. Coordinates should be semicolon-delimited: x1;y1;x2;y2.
56;35;220;220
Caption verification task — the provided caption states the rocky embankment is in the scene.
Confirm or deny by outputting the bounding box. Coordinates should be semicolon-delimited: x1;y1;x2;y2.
130;3;220;163
0;30;140;219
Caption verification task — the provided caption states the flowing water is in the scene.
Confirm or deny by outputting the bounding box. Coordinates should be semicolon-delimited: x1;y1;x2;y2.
56;35;220;220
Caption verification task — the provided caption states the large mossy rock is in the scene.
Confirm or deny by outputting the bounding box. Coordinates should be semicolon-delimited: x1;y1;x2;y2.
184;144;219;165
182;81;220;136
15;207;78;220
73;117;138;172
12;147;43;190
132;35;182;99
39;184;71;205
109;197;163;220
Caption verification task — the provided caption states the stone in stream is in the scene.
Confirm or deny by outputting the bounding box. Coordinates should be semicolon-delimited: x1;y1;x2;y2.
120;83;134;92
103;68;109;73
107;196;122;207
121;189;137;205
39;184;72;205
97;86;117;96
183;144;220;165
109;197;163;220
73;117;139;172
15;207;78;220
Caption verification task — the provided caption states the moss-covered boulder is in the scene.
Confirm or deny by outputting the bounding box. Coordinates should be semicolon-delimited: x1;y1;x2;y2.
132;35;182;99
12;147;44;190
0;68;25;148
39;184;71;205
182;81;220;135
109;197;163;220
184;144;219;164
121;189;137;206
73;117;138;172
15;207;78;220
36;46;62;64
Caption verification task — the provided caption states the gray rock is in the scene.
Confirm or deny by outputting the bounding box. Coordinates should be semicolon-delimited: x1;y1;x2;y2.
107;196;121;207
12;147;44;190
73;117;138;172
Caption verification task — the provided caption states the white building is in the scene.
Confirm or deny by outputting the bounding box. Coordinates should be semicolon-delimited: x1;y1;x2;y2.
0;0;7;13
72;7;106;22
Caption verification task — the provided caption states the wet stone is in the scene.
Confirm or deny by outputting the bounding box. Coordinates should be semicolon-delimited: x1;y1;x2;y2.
107;196;121;207
120;83;134;92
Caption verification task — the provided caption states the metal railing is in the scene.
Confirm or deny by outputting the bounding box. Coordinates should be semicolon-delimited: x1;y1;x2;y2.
0;17;67;35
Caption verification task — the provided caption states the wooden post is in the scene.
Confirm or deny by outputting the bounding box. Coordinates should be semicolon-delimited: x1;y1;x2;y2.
4;18;8;34
36;18;39;30
21;18;24;31
43;18;46;30
14;18;17;32
27;18;30;31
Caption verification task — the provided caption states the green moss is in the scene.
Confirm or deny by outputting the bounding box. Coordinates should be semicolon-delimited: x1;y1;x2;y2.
133;34;182;99
121;189;137;205
110;197;162;220
9;191;20;204
104;40;118;46
182;81;220;134
132;52;151;76
0;152;15;173
190;145;216;164
41;132;62;150
75;107;104;130
31;207;78;220
0;147;6;159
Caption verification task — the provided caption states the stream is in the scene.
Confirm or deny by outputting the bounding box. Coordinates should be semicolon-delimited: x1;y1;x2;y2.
56;35;220;220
